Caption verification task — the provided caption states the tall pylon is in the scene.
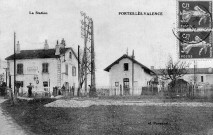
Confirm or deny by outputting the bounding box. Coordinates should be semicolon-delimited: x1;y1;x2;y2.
80;11;96;97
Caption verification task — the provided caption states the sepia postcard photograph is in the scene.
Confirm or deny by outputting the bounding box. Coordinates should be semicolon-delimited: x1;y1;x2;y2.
0;0;213;134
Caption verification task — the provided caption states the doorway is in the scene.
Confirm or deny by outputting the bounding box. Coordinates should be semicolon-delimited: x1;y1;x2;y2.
123;78;130;95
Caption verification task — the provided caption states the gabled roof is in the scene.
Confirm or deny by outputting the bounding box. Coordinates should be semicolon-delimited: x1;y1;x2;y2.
153;68;213;75
104;54;155;75
5;47;78;60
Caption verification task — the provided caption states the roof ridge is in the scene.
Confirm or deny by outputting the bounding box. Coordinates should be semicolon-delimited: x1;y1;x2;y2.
5;47;76;60
20;47;72;51
104;54;155;75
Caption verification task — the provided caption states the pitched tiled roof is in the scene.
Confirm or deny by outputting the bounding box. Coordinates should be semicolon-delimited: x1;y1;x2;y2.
153;68;213;75
104;54;156;75
5;47;78;60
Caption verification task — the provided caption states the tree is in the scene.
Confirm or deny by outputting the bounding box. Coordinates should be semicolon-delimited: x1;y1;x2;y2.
160;56;190;90
77;48;92;96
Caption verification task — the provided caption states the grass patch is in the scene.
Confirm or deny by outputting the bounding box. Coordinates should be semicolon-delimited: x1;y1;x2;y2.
1;98;213;135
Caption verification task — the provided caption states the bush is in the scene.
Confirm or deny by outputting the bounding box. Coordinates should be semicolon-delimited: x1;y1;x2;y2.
0;86;7;96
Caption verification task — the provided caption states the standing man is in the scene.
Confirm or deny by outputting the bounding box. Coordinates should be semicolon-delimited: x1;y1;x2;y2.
27;83;33;97
71;86;75;96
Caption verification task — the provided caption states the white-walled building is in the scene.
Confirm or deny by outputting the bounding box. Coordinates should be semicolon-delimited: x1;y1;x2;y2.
5;39;79;95
154;67;213;89
104;54;155;96
183;68;213;86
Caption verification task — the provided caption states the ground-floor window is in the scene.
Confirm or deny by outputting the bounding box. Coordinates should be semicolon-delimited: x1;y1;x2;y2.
201;76;204;82
115;82;119;87
43;81;49;91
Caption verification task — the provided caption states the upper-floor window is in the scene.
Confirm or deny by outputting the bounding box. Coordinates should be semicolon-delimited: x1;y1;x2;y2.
69;52;72;59
65;64;68;75
17;64;23;74
42;63;49;73
72;66;76;76
124;63;129;71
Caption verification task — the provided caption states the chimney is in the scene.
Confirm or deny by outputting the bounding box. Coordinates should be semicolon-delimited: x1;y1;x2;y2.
44;39;49;50
132;50;135;59
55;40;60;55
60;38;66;48
16;41;20;54
151;66;154;70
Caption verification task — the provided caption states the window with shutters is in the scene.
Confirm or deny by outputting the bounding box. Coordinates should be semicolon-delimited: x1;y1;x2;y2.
201;76;204;82
17;64;23;74
43;81;49;92
72;66;76;76
65;64;68;75
42;63;49;73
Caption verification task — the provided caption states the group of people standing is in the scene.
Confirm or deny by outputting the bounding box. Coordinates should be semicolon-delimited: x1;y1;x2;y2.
15;83;75;98
15;83;33;97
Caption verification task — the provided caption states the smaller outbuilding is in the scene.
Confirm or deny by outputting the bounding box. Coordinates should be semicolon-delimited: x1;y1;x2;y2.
104;54;156;96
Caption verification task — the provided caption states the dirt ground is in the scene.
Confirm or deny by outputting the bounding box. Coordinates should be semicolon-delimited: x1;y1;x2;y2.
2;97;213;135
0;97;29;135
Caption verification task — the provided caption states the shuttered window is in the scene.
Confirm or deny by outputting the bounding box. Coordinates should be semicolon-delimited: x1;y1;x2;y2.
65;64;68;75
17;64;23;74
72;66;76;76
42;63;49;73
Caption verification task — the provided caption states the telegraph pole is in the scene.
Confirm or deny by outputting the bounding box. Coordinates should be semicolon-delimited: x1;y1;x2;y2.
12;32;16;105
78;45;80;81
14;32;16;91
132;50;134;96
90;19;96;97
77;45;80;96
193;60;197;97
14;32;16;92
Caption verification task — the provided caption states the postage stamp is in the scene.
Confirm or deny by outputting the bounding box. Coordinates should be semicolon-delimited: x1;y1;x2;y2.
179;31;213;59
178;1;212;29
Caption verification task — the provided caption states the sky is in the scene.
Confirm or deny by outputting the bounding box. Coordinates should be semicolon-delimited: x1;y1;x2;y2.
0;0;213;86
